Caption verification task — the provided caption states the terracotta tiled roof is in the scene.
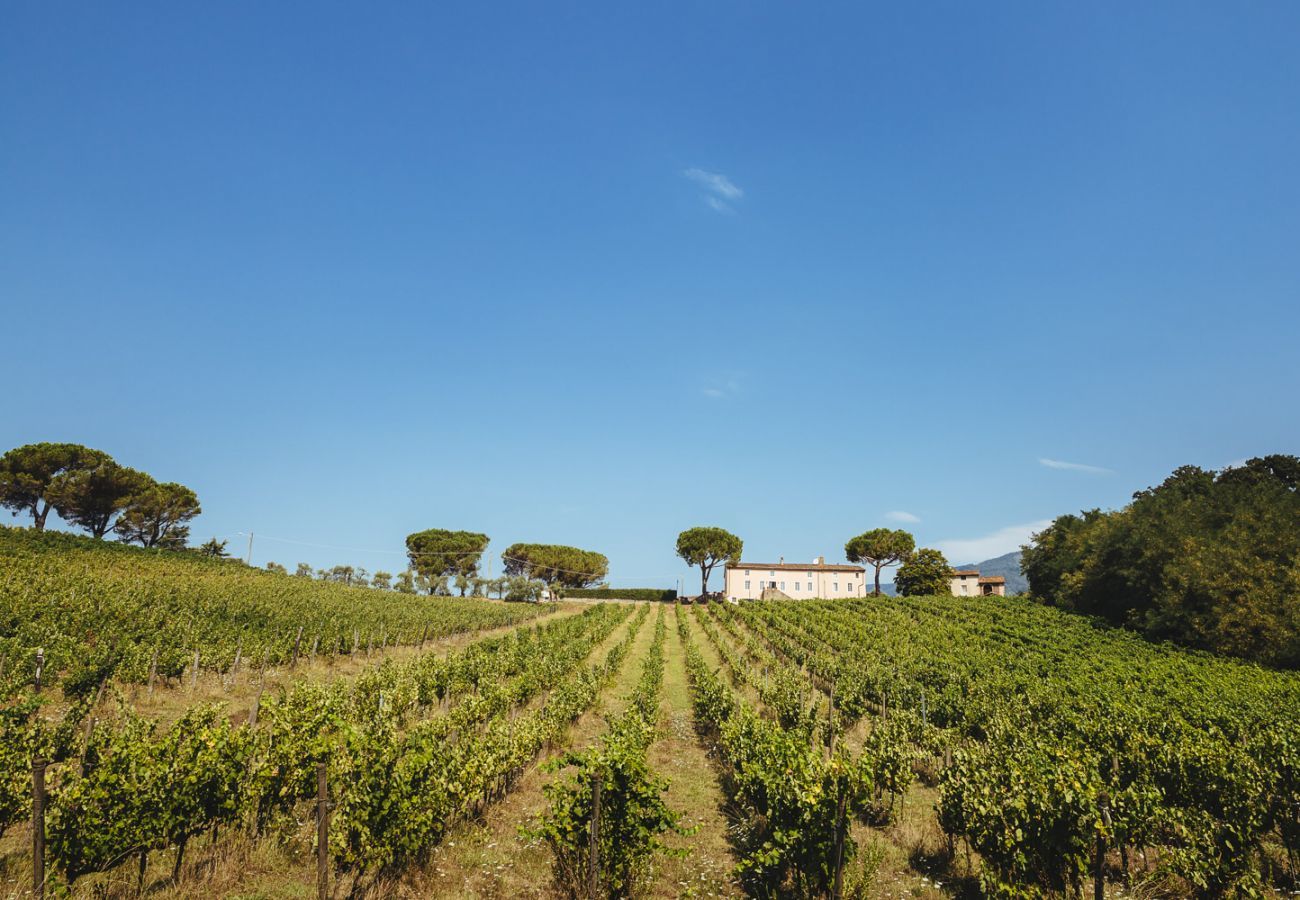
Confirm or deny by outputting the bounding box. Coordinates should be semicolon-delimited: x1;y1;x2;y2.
951;569;979;577
726;562;865;573
978;576;1006;584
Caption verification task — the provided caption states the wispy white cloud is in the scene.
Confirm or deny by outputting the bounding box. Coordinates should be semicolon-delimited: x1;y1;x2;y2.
935;520;1053;565
684;168;743;200
705;195;735;215
701;374;742;400
886;510;921;524
1038;457;1113;475
684;167;743;213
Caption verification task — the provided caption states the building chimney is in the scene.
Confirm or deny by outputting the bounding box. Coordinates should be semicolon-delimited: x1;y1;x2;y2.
814;556;824;565
779;556;784;564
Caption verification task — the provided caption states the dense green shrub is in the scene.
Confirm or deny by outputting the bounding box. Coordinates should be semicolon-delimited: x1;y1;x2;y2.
1021;455;1300;667
562;587;676;602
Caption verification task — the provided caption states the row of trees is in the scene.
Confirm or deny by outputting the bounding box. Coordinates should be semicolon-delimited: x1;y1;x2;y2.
263;558;555;600
673;524;953;597
0;442;201;548
1021;454;1300;667
399;529;610;597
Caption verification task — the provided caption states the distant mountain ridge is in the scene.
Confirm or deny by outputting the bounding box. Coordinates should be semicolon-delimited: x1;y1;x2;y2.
955;550;1027;595
883;550;1027;596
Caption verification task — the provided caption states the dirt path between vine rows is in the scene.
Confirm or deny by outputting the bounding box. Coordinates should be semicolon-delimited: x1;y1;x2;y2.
645;606;742;898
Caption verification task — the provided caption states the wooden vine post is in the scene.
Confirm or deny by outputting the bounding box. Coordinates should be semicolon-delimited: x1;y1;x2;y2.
1095;799;1111;900
248;683;264;727
34;648;44;691
229;641;242;688
588;773;602;900
828;680;837;756
831;787;848;900
32;757;46;900
147;647;159;695
316;762;330;900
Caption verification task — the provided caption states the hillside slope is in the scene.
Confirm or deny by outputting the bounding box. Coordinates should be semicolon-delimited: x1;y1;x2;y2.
0;526;548;693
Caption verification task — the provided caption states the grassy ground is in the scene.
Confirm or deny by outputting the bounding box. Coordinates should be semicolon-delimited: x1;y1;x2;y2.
644;605;741;899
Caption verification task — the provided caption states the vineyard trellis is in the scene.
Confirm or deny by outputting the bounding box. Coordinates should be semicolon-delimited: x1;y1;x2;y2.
5;601;639;894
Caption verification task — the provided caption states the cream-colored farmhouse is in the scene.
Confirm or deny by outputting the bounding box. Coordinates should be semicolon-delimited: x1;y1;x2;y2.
725;557;866;600
950;569;1006;597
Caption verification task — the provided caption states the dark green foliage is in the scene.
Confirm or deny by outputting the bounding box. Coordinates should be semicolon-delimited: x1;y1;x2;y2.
563;587;677;602
1021;456;1300;666
405;528;490;594
0;443;111;530
894;547;952;596
47;706;252;884
846;528;915;595
675;526;743;596
47;459;153;539
113;481;201;548
0;695;43;840
196;537;229;558
61;645;122;700
502;543;609;588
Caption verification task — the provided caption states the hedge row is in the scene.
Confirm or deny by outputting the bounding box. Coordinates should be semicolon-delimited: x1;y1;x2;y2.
563;587;677;602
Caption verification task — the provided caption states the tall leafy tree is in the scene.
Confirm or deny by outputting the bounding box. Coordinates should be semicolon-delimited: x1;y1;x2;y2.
294;562;313;578
393;570;416;594
266;561;288;575
406;528;490;596
114;482;201;549
47;460;154;538
675;526;743;598
0;443;109;530
371;571;392;591
325;565;357;585
1022;456;1300;667
196;537;229;558
894;547;952;596
845;528;915;596
502;543;609;589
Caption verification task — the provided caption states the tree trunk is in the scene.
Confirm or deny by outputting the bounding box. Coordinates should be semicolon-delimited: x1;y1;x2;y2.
34;501;49;531
700;566;709;599
874;564;882;596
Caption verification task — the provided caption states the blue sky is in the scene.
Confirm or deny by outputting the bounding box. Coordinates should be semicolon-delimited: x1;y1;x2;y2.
3;2;1298;587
